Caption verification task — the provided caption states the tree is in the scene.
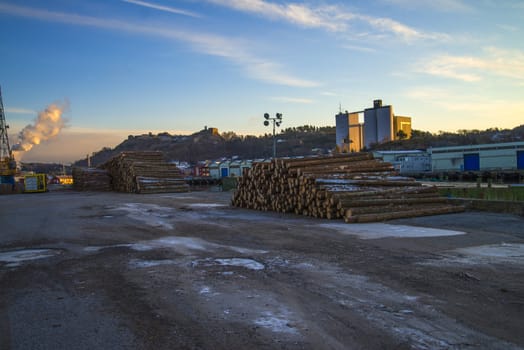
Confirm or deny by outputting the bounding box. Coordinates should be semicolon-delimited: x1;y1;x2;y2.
396;130;408;140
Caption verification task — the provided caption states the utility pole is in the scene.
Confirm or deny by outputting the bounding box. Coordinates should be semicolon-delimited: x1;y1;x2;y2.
263;113;283;158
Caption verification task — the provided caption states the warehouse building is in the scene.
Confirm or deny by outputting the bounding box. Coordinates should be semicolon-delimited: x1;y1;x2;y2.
429;141;524;172
372;150;431;175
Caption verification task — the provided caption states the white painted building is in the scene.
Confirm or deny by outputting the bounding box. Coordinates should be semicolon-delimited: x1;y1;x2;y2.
373;150;431;174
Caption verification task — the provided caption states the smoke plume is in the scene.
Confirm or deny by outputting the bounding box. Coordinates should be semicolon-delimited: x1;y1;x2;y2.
12;102;67;152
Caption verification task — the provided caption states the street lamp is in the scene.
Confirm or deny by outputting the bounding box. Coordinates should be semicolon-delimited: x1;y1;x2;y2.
263;112;283;158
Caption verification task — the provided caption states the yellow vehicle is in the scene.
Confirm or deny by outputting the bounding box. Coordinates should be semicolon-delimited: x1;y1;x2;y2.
24;174;47;193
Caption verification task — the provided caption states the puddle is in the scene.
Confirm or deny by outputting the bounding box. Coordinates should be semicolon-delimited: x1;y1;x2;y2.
199;286;212;295
130;236;210;252
161;195;197;199
422;243;524;266
254;310;298;334
214;258;265;270
188;203;227;208
457;243;524;259
85;236;267;256
110;203;174;230
193;257;265;271
319;223;465;240
0;249;60;267
128;259;176;268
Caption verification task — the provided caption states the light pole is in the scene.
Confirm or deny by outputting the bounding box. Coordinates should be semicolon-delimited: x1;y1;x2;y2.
263;112;282;158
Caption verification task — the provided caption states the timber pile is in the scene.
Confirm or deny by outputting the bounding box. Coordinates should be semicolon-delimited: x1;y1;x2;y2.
100;151;189;194
231;153;464;223
72;167;112;191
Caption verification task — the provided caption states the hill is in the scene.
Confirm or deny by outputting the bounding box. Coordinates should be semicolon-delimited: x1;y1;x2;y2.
73;126;336;167
372;125;524;151
72;124;524;168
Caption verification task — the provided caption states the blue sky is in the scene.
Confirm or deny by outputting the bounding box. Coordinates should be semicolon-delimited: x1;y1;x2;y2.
1;0;523;162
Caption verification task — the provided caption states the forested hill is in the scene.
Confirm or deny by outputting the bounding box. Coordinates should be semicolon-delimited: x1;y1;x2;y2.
73;124;524;167
73;125;336;167
373;125;524;151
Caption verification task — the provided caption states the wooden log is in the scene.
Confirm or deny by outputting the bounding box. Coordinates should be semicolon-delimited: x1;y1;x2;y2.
99;151;189;193
336;197;446;209
344;202;449;216
231;153;464;223
284;154;376;169
344;205;465;223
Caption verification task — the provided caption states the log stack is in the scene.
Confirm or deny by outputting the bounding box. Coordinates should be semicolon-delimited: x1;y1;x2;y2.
231;153;464;223
72;167;112;191
100;151;189;194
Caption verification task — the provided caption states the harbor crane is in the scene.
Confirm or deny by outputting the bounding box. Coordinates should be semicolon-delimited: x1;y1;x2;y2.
0;86;17;181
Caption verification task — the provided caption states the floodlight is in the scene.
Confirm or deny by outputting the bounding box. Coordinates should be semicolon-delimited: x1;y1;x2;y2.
264;113;270;119
264;120;269;126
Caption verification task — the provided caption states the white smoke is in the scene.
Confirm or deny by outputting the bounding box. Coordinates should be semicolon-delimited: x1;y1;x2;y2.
12;102;67;152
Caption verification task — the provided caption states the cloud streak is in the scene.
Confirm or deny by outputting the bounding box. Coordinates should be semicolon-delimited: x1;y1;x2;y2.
270;96;314;104
417;47;524;82
383;0;473;13
6;107;37;115
206;0;345;32
122;0;202;18
206;0;447;42
0;3;317;88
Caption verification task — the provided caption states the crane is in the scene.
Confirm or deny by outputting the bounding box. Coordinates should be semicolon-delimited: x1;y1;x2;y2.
0;85;17;180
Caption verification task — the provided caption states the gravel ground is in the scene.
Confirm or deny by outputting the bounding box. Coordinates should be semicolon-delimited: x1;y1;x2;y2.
1;189;523;350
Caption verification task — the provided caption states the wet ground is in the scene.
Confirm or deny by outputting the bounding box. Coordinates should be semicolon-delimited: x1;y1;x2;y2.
0;189;523;349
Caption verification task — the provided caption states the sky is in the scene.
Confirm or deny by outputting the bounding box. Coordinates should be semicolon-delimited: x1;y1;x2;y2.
1;0;523;163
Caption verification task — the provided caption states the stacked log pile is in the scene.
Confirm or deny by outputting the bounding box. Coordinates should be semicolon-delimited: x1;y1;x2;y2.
72;167;112;191
100;151;189;194
231;153;464;223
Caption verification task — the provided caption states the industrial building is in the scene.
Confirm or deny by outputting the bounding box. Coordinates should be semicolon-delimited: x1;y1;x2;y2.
372;150;431;175
429;141;524;173
335;112;363;152
364;100;394;149
208;160;254;179
336;100;412;152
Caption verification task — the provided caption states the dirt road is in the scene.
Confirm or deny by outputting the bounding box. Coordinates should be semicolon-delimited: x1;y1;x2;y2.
1;189;523;349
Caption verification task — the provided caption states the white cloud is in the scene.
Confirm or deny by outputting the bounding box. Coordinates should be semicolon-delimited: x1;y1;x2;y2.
419;56;484;82
383;0;473;12
361;15;425;41
320;91;339;96
405;87;524;114
403;86;524;131
417;47;524;82
0;3;318;88
497;24;519;32
341;44;377;53
206;0;447;43
122;0;202;18
270;96;314;104
206;0;345;32
6;107;37;115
